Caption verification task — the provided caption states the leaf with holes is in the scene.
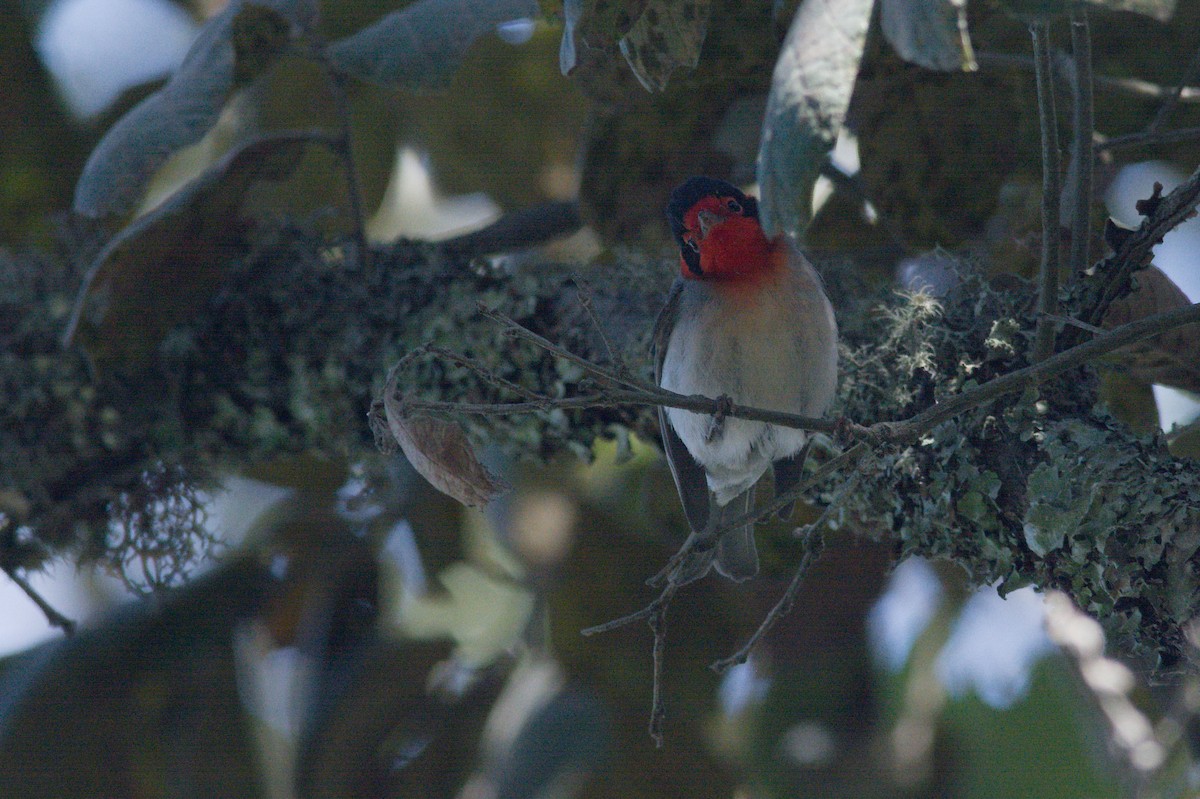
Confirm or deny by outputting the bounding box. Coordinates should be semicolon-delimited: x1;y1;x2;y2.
73;0;304;220
618;0;711;92
756;0;873;238
326;0;539;90
880;0;976;72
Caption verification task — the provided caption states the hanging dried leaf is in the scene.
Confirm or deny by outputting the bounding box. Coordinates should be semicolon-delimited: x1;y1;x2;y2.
73;0;304;220
618;0;712;92
1101;265;1200;393
880;0;976;72
326;0;538;90
63;133;314;363
756;0;873;238
379;371;509;507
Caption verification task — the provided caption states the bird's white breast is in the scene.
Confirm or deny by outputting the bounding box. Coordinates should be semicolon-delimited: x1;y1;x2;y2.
660;252;837;504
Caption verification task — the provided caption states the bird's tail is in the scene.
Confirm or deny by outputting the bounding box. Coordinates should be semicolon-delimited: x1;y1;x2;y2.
656;487;758;586
713;487;758;582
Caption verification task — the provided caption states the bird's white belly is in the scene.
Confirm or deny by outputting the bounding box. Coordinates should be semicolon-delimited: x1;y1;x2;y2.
660;286;830;503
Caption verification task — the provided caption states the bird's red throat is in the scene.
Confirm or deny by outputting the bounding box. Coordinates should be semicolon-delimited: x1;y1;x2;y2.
680;209;780;286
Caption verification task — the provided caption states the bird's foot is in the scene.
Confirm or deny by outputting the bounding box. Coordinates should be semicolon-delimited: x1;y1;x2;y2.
705;394;735;444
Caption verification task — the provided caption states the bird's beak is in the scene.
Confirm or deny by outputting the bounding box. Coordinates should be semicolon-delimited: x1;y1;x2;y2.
697;209;722;239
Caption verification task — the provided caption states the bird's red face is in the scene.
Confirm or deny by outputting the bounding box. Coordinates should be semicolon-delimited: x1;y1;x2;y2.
669;180;777;284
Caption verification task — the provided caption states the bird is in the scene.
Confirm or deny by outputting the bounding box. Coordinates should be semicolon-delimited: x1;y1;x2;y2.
653;177;838;583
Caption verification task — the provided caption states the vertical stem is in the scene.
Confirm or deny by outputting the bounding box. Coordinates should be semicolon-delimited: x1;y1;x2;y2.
1068;8;1094;280
1031;20;1062;363
325;64;372;272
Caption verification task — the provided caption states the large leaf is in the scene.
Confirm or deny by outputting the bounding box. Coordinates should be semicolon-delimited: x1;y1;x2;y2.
72;0;306;220
326;0;539;90
756;0;874;238
618;0;712;92
880;0;976;72
63;133;314;363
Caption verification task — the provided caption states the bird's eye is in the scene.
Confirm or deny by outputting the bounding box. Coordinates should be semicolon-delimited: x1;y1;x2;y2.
684;237;700;252
725;198;742;213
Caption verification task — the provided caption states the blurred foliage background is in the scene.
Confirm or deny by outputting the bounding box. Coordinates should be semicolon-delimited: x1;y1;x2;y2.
3;0;1200;798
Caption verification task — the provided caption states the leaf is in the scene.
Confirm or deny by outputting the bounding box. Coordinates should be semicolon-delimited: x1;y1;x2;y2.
756;0;874;238
999;0;1175;21
380;371;509;507
618;0;712;92
73;0;304;220
1101;265;1200;394
62;133;314;363
880;0;976;72
326;0;539;90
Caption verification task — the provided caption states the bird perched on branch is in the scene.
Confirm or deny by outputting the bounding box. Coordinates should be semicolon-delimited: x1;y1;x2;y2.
654;177;838;583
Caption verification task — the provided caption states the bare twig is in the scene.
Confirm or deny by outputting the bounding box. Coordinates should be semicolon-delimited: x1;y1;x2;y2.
978;51;1200;104
1067;9;1094;282
1148;42;1200;134
1096;126;1200;152
710;476;855;673
571;275;623;371
2;564;76;635
648;601;670;747
1031;20;1062;363
319;60;372;272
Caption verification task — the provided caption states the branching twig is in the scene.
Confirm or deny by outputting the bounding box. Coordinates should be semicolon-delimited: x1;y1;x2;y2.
710;474;858;674
1031;20;1062;363
2;564;76;635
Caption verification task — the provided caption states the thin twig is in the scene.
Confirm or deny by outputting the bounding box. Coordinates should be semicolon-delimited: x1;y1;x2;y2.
320;60;372;271
1067;9;1094;282
2;564;76;635
710;476;854;673
1031;20;1062;363
648;600;671;747
476;304;839;433
423;345;545;402
978;51;1200;104
1096;126;1200;152
1148;42;1200;134
571;274;623;371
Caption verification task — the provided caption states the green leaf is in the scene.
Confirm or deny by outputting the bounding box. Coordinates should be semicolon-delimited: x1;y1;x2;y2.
880;0;977;72
326;0;539;90
999;0;1175;21
618;0;712;92
63;133;315;364
756;0;873;238
72;0;304;220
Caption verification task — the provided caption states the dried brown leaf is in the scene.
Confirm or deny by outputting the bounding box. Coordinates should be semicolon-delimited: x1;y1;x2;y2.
1101;265;1200;393
380;371;508;507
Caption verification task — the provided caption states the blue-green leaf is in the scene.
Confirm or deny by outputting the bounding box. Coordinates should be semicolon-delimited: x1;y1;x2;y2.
326;0;539;90
881;0;977;72
756;0;873;238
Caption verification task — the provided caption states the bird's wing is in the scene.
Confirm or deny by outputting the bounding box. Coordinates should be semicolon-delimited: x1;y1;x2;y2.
653;280;710;533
